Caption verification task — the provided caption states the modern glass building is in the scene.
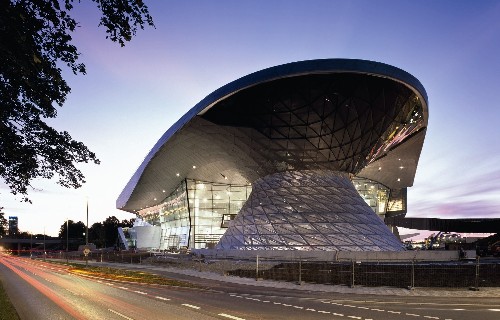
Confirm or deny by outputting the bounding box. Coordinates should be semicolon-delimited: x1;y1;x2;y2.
117;59;428;251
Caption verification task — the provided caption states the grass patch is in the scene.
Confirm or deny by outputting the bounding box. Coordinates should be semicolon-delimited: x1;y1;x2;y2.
0;280;20;320
68;265;201;288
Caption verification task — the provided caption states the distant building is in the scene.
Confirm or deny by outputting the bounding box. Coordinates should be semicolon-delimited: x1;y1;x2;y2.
8;216;18;236
117;59;428;252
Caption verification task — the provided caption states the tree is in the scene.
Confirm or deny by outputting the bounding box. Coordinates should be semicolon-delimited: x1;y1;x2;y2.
120;218;135;228
103;216;120;247
58;219;86;249
89;221;104;247
0;207;7;236
0;0;154;202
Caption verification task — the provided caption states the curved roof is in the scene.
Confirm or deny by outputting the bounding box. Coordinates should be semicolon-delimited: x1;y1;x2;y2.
117;59;428;212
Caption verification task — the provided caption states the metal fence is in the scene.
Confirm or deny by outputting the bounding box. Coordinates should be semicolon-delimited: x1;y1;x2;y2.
46;251;500;289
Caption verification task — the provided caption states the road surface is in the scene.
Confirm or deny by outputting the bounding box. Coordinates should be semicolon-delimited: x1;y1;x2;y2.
1;255;499;320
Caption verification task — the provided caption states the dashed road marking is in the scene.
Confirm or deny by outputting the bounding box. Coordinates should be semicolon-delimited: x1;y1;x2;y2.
218;313;245;320
182;303;200;310
347;316;361;319
424;317;439;319
109;309;134;320
371;309;385;312
406;313;420;317
293;306;303;309
65;288;79;296
318;310;331;314
489;309;500;311
388;311;401;314
134;290;147;295
306;308;316;311
332;313;344;317
155;296;170;301
118;287;128;290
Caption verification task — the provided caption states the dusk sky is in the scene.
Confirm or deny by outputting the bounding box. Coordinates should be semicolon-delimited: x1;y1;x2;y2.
2;0;500;237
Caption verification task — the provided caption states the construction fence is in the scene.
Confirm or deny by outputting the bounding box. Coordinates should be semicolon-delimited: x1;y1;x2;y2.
47;250;500;289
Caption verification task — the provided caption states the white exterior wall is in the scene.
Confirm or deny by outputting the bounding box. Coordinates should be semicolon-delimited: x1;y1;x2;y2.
134;225;161;250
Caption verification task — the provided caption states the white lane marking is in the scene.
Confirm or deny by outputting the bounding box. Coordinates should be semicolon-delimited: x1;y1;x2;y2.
106;283;114;286
218;313;246;320
273;302;282;305
155;296;170;301
348;317;361;319
65;288;79;296
332;313;344;317
388;311;401;314
424;317;439;319
318;310;331;314
118;287;128;290
489;309;500;311
344;305;356;308
134;290;147;295
371;308;385;312
182;303;200;310
357;306;369;310
282;303;292;307
306;308;316;311
262;300;270;303
109;309;134;320
406;313;420;317
293;306;303;309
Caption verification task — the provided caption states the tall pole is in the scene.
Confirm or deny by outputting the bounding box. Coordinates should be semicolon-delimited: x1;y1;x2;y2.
85;199;89;267
86;199;89;245
66;219;69;251
43;227;46;261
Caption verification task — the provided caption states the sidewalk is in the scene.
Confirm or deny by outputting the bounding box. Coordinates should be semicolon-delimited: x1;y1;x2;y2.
70;259;500;298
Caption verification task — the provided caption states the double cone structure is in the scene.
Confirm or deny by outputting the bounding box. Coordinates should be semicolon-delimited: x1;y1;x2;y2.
117;59;428;252
217;170;404;251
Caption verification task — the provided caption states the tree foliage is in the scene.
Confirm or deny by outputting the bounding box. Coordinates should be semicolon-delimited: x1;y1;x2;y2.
0;0;154;202
0;207;7;236
58;219;85;240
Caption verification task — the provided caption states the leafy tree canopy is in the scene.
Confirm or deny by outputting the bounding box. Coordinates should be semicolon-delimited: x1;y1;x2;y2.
0;0;154;202
0;207;7;236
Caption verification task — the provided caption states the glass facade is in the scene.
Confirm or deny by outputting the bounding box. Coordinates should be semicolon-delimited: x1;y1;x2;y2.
217;171;404;251
138;179;251;249
352;177;407;217
137;175;402;250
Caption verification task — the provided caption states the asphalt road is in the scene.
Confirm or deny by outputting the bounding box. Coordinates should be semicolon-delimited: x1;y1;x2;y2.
1;255;499;320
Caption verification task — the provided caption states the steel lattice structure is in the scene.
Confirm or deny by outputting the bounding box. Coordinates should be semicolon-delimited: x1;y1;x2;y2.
117;59;428;251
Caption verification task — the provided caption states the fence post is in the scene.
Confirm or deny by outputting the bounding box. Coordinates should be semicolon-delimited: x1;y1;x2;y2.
256;255;259;281
297;259;303;285
409;259;415;290
475;256;480;290
350;260;355;288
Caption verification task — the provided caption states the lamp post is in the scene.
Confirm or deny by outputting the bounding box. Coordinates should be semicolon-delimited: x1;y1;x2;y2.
66;218;69;262
85;198;89;267
43;227;46;261
86;199;89;246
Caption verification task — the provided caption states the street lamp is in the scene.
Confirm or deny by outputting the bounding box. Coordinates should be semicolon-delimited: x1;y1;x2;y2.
86;200;89;245
43;226;46;261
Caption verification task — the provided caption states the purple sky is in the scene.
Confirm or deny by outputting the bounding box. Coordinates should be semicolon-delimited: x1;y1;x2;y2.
2;0;500;236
